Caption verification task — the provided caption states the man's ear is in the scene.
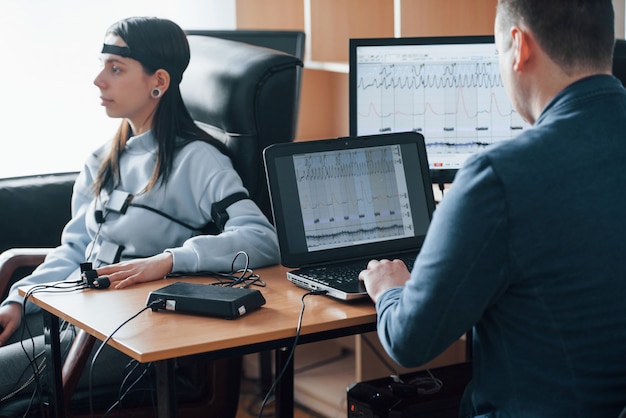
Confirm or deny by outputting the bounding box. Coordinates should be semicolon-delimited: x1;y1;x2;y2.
153;69;171;95
511;26;531;72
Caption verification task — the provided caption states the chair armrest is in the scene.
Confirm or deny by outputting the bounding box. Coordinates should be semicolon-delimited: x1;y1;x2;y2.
0;248;97;411
0;248;51;298
62;328;96;407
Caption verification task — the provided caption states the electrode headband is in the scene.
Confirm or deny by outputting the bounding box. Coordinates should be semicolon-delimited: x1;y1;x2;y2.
101;43;184;83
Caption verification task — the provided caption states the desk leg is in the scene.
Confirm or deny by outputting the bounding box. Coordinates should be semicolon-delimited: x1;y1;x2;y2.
260;350;273;393
43;311;64;418
154;359;177;418
274;347;294;418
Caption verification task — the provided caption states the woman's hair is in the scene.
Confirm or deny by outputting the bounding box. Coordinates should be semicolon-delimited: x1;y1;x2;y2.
93;16;230;195
497;0;614;75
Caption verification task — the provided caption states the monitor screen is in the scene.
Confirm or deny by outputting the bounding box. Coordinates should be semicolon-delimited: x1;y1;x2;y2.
349;36;528;184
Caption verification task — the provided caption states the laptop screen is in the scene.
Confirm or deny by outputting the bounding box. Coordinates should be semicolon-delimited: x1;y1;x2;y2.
264;132;435;268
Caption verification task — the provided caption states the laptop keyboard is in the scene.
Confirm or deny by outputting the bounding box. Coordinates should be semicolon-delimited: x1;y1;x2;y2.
299;254;417;287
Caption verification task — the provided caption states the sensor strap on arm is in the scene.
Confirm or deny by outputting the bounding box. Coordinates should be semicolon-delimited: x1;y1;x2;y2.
210;192;249;233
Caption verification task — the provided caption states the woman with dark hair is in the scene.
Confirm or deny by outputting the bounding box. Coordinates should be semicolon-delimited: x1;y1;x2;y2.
0;16;279;405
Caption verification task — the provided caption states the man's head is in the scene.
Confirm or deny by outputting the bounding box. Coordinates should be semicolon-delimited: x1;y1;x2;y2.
495;0;615;123
496;0;614;75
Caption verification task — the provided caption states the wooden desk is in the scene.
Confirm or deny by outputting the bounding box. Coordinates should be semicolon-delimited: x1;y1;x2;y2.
20;264;377;418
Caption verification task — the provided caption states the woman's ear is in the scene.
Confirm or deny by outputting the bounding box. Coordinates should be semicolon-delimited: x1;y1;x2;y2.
153;69;171;96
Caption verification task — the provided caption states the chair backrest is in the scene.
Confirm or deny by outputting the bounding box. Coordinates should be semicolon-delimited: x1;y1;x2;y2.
184;29;305;133
0;172;76;253
184;29;305;60
180;35;303;221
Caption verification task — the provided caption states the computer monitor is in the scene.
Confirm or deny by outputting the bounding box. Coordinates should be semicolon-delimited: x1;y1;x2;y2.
349;35;528;184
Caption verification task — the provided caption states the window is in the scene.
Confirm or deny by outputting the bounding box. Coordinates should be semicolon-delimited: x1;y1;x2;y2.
0;0;235;179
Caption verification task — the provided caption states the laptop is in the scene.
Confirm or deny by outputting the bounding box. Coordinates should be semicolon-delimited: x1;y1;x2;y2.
263;132;436;300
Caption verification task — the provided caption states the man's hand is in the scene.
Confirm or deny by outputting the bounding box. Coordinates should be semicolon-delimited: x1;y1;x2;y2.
96;252;174;289
359;259;411;303
0;303;22;346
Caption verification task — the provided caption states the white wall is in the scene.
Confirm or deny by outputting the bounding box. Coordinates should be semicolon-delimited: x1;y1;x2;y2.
1;1;624;179
0;1;235;178
615;0;625;38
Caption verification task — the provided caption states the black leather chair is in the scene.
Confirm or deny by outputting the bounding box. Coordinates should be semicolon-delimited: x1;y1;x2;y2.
0;34;302;418
182;34;302;220
185;29;305;135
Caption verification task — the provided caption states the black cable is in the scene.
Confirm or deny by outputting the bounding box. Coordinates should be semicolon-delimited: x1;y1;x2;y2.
360;333;400;376
227;251;252;287
255;290;327;418
361;333;443;395
129;203;206;232
102;361;153;417
86;211;106;262
293;348;352;375
88;299;163;418
12;281;87;418
437;182;446;203
166;251;267;289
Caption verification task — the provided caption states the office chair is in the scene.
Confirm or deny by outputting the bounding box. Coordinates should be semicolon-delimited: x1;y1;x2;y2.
183;29;306;394
184;29;305;135
0;34;302;418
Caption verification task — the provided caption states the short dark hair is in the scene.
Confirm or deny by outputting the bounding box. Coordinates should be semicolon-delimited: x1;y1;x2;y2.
497;0;615;73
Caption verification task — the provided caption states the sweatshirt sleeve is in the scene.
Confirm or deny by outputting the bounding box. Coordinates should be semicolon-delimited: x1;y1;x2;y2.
164;143;280;273
166;195;280;273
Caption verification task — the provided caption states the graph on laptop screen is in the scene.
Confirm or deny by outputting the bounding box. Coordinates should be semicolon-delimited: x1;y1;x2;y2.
293;144;415;252
349;36;528;184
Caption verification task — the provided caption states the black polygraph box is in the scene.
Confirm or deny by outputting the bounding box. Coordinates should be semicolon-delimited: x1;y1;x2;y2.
347;362;472;418
146;282;266;319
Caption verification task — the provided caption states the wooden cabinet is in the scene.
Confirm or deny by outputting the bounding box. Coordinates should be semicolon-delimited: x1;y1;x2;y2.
236;0;498;142
236;0;625;142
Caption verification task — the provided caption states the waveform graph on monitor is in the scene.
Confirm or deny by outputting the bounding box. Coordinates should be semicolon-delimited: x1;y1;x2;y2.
350;36;529;179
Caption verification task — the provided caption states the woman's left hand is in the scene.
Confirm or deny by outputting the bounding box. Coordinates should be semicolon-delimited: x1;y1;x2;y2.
96;252;174;289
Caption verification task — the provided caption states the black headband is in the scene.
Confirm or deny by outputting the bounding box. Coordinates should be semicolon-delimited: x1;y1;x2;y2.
101;43;183;83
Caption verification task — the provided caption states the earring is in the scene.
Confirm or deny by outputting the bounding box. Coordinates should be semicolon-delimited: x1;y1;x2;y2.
151;88;162;98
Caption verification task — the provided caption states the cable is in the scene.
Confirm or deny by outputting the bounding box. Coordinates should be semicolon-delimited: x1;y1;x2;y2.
407;368;443;395
86;212;106;262
293;348;352;375
102;361;154;417
88;299;163;418
360;333;400;377
166;251;267;289
255;289;327;418
7;281;88;417
0;350;45;402
226;251;252;287
361;334;443;396
437;182;447;204
129;203;206;232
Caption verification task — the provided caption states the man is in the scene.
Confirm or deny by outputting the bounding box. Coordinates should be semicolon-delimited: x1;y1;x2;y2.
359;0;626;416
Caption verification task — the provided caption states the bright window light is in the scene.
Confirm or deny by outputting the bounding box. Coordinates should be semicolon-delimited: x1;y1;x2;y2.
0;0;235;179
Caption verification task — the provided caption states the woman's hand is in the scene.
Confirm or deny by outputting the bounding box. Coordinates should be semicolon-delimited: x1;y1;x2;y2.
0;303;22;346
96;252;174;289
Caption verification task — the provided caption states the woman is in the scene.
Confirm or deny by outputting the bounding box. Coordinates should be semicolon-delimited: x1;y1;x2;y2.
0;16;279;405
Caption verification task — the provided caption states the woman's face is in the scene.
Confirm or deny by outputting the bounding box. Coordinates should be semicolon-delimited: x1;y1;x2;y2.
93;34;157;134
